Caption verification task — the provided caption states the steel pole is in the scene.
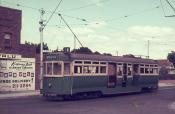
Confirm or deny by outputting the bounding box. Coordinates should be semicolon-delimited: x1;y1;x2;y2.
39;9;45;91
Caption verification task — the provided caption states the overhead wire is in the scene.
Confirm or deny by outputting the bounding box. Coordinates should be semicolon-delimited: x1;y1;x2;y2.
1;0;88;22
60;0;110;12
160;0;167;17
43;0;63;29
58;14;84;47
105;5;160;22
159;0;175;17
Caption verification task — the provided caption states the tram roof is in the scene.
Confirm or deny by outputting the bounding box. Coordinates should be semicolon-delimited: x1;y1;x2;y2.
44;52;157;64
71;53;156;64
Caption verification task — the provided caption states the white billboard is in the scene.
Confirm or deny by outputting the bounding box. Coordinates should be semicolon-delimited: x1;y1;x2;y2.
0;58;35;91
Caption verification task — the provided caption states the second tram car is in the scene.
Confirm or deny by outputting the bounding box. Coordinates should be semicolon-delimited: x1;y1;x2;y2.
42;51;159;100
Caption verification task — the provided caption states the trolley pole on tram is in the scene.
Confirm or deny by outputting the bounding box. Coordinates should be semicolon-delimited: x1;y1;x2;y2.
39;9;45;91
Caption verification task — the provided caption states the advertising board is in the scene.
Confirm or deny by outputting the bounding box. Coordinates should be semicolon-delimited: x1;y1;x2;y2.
0;58;35;91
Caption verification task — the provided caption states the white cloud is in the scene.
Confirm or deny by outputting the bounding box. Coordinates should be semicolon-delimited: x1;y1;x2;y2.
38;24;175;59
90;0;106;7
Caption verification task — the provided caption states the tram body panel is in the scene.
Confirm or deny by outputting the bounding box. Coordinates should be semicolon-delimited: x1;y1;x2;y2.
42;53;159;98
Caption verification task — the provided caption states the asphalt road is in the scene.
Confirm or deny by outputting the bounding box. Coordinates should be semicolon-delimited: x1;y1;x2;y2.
0;87;175;114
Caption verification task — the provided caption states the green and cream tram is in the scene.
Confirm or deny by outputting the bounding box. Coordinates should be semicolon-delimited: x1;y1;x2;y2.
42;51;159;99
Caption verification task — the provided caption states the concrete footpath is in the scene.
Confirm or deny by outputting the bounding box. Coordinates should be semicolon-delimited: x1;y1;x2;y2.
0;80;175;99
0;90;40;99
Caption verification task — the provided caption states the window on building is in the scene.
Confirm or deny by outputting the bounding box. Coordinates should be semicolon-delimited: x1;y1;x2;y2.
53;63;62;75
47;63;52;75
64;63;70;75
4;33;12;49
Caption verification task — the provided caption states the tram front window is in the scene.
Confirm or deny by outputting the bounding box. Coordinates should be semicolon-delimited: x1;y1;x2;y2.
53;63;62;75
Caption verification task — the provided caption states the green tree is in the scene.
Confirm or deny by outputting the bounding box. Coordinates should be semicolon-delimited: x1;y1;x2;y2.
167;51;175;67
123;54;135;58
71;47;93;54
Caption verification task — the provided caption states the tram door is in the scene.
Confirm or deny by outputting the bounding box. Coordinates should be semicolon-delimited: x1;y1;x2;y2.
107;63;117;88
122;63;127;87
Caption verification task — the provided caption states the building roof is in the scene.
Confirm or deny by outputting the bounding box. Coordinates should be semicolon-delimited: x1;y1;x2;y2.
156;59;172;68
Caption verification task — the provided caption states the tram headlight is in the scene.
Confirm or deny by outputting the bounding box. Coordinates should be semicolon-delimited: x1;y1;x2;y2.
48;83;52;88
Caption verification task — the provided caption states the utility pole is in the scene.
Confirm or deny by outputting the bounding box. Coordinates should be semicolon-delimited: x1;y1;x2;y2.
116;51;118;56
74;36;76;51
39;8;45;91
147;40;150;59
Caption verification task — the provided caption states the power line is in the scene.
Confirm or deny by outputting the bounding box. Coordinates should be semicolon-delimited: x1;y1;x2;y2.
159;0;175;17
43;0;63;29
2;0;88;22
166;0;175;12
58;14;84;47
60;0;110;12
105;5;160;22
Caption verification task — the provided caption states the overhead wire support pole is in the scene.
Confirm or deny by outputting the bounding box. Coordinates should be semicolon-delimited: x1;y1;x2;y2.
39;8;45;91
58;13;84;47
39;0;63;91
147;40;150;59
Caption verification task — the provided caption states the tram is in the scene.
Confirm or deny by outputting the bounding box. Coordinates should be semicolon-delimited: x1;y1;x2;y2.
42;49;159;100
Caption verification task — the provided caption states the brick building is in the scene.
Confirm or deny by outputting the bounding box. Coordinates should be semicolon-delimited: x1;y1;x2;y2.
0;6;40;90
0;6;21;54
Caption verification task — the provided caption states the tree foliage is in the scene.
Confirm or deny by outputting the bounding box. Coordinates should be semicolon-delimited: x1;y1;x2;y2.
123;54;135;58
71;47;93;54
167;51;175;67
24;41;49;53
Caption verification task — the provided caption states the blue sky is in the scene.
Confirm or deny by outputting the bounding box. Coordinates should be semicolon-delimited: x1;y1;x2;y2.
1;0;175;59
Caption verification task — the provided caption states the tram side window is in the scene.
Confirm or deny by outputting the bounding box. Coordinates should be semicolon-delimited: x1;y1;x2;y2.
140;67;144;74
128;67;132;75
53;63;62;75
64;63;70;75
153;68;158;74
145;68;149;74
150;68;154;74
83;66;91;74
91;66;97;74
74;66;82;74
47;63;52;75
100;66;106;73
117;66;123;76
